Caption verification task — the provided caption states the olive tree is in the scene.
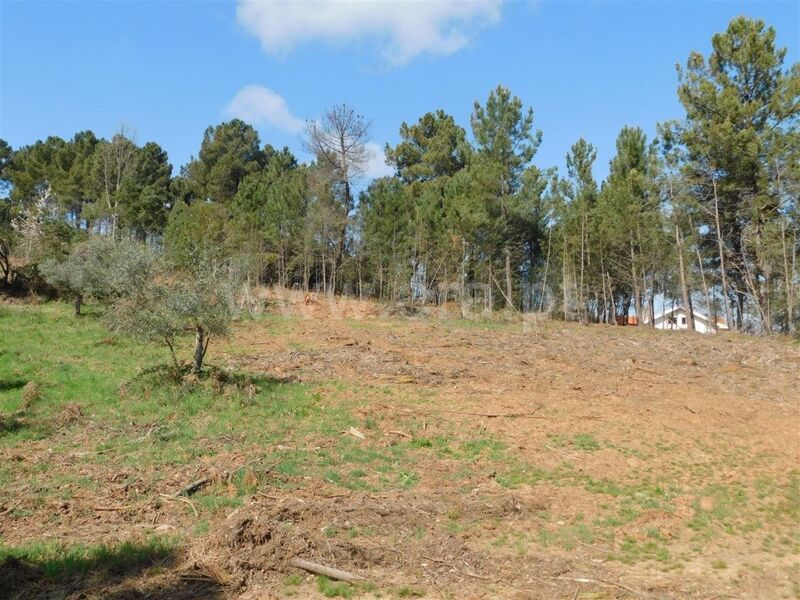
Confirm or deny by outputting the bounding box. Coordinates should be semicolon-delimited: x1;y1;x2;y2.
109;257;241;374
41;236;157;315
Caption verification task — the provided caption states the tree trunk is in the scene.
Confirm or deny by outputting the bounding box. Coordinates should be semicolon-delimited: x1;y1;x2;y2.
600;258;608;324
571;259;582;323
753;211;772;334
487;262;493;312
74;293;83;317
600;253;613;325
321;248;327;295
331;178;352;295
0;251;9;286
696;247;715;332
712;178;733;330
630;238;642;321
539;227;552;313
192;327;207;374
675;223;695;331
329;256;337;295
460;240;467;316
579;214;586;323
504;245;513;310
781;218;795;333
562;236;569;321
304;250;310;293
735;291;745;332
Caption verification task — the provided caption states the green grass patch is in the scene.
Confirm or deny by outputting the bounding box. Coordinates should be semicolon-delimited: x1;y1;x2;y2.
0;536;177;580
316;575;356;598
610;537;670;564
460;438;507;461
688;483;748;535
573;433;601;452
537;523;594;551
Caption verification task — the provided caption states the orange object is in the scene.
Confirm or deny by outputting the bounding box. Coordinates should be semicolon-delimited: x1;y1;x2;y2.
615;315;639;326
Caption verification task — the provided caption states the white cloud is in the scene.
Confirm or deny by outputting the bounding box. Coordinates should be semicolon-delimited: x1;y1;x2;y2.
364;142;394;179
225;84;305;133
236;0;504;66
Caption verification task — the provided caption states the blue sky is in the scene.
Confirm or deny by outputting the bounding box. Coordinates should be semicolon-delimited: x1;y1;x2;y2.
1;0;798;182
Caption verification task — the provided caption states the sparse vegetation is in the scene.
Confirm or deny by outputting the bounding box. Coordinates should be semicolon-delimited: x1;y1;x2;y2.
0;297;798;597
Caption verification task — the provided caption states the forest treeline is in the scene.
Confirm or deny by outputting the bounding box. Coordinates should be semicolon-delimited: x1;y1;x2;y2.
1;17;798;334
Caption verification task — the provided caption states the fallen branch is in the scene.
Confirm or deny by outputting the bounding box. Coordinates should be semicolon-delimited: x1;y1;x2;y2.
385;430;413;439
633;366;663;377
174;458;272;497
175;478;210;497
289;557;366;583
346;427;366;440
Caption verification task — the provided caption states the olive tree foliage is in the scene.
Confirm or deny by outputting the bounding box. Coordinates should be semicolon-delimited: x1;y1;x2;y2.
41;233;241;373
41;237;158;315
108;256;243;374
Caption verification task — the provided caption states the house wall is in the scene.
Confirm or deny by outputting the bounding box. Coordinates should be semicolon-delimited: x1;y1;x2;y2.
694;319;713;334
654;312;717;333
654;318;686;331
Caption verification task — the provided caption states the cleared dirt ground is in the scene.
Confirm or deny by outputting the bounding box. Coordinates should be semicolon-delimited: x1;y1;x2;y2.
2;291;799;599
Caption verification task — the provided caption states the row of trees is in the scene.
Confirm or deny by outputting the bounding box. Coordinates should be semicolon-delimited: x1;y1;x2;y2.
1;17;798;334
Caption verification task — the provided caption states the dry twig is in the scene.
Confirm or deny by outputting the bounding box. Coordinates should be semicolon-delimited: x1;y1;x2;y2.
385;430;413;439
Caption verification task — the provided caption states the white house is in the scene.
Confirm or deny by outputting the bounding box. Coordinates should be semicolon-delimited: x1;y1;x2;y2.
648;306;729;334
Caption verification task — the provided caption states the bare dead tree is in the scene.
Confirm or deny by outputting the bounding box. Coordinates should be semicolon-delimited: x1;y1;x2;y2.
304;105;372;293
98;125;137;238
